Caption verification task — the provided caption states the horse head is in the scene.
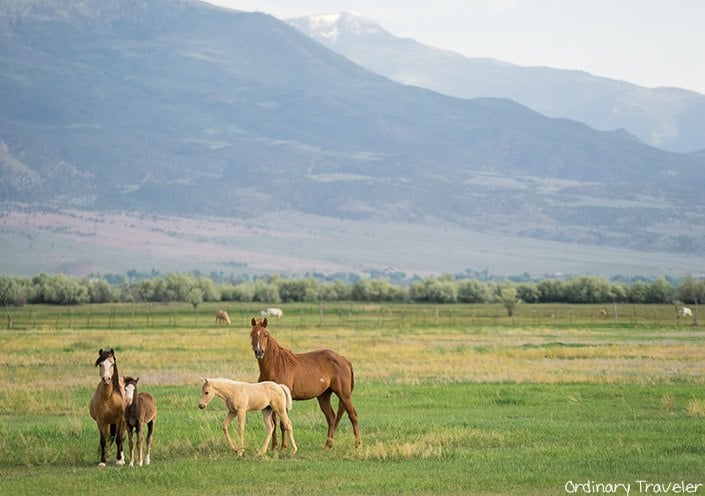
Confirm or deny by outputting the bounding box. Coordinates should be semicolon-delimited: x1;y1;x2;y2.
95;348;116;385
250;317;269;360
198;378;214;410
124;376;139;406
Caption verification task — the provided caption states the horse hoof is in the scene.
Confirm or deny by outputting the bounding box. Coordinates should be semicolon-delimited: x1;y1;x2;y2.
116;459;125;466
97;462;106;468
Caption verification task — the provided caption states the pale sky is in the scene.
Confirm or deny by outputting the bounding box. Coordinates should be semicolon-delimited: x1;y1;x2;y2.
205;0;705;95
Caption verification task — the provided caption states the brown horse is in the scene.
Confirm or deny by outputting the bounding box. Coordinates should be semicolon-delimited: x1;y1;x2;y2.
250;317;361;449
124;376;157;467
89;348;127;466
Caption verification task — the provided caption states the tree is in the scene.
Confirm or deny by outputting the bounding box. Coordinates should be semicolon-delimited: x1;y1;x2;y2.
516;282;540;303
84;278;116;303
457;279;489;303
627;282;649;303
563;276;614;304
253;280;280;303
500;287;519;317
317;280;351;301
277;278;318;302
409;276;457;303
537;279;565;303
677;275;705;325
646;277;675;304
221;282;255;302
0;276;17;306
351;279;403;302
189;287;203;309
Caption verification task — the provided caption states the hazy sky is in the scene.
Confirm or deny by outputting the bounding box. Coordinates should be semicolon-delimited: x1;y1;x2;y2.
205;0;705;95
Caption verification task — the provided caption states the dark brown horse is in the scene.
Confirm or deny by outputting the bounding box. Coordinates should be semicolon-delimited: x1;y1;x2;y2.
250;317;361;449
124;376;157;467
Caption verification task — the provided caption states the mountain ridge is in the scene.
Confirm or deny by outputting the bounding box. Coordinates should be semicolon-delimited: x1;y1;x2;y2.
288;11;705;153
0;0;704;277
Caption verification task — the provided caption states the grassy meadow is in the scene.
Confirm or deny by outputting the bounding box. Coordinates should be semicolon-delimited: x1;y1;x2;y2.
1;302;704;495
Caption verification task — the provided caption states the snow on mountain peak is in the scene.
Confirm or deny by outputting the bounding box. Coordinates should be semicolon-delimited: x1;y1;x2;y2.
291;11;383;42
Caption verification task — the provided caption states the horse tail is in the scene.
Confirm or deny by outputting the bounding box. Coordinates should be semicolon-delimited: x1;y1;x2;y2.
347;356;355;392
278;384;293;412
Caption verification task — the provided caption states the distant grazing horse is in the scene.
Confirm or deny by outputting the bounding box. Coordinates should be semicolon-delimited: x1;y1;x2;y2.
124;376;157;467
681;307;693;317
250;317;361;449
261;307;283;319
198;377;296;456
215;310;231;325
89;349;126;466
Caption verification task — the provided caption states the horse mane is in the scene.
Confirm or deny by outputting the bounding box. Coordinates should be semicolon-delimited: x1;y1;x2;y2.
266;333;300;371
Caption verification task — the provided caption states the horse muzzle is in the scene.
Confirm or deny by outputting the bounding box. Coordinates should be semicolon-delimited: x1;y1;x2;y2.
198;402;207;410
254;349;264;359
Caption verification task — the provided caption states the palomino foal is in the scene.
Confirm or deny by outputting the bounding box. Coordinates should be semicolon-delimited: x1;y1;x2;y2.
198;377;296;456
124;376;157;467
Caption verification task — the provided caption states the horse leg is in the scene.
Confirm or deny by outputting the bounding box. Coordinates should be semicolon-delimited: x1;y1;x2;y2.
339;395;362;448
236;411;247;456
278;409;297;455
317;391;336;449
98;423;110;467
115;420;126;466
136;423;144;467
222;410;238;453
127;425;135;467
333;400;345;430
145;419;154;465
269;411;279;450
279;415;289;450
260;408;275;456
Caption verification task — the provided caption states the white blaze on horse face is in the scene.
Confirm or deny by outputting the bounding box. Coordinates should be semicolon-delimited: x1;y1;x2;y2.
99;357;114;384
125;383;135;406
253;330;265;359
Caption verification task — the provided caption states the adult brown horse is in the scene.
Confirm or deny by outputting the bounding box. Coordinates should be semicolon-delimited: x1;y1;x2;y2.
250;317;361;449
89;348;127;466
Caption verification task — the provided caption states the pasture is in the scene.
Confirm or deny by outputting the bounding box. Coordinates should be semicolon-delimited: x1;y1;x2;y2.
1;302;704;495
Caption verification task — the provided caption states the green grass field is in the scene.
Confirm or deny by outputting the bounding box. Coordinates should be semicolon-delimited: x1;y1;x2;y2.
1;303;704;495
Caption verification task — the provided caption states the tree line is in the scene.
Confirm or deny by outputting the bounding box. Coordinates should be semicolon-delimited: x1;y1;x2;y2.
0;272;703;308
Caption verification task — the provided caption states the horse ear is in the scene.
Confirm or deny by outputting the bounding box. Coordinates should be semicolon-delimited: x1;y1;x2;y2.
200;377;207;384
99;348;103;355
251;317;256;326
263;317;268;327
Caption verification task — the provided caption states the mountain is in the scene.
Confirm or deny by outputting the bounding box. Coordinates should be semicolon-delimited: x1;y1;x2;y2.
0;0;704;277
288;12;705;154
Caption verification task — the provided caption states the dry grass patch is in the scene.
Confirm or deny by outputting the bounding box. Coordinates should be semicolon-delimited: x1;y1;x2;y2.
686;399;705;418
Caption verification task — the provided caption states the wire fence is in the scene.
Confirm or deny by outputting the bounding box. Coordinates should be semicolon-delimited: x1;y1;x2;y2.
2;302;698;331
